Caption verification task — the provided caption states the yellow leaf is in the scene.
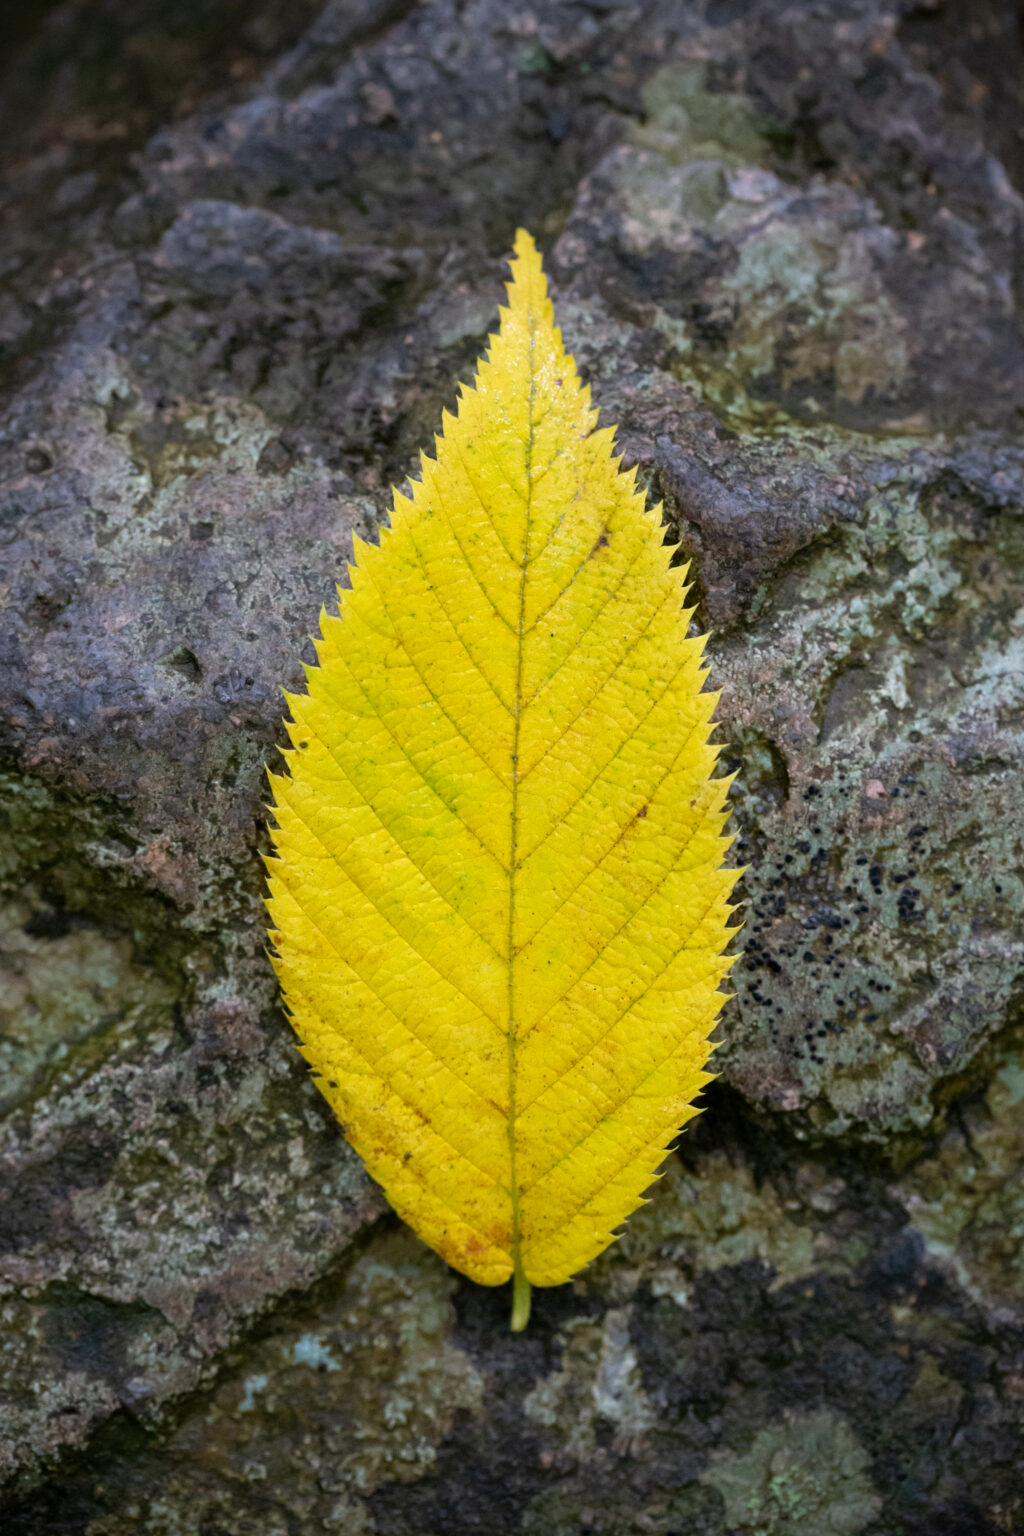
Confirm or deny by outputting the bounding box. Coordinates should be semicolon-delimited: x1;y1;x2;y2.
265;230;740;1329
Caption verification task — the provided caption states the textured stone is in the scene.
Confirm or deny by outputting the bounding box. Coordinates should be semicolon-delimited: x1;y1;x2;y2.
2;0;1024;1530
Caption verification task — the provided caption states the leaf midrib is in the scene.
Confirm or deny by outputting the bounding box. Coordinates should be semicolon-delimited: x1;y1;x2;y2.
506;314;538;1288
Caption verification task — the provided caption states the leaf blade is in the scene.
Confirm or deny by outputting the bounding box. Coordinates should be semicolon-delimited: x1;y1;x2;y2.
267;229;739;1293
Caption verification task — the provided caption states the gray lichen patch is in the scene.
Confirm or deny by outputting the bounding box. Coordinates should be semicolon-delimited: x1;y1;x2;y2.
575;148;915;424
0;1287;186;1489
712;463;1024;1145
558;132;1024;434
524;1307;655;1465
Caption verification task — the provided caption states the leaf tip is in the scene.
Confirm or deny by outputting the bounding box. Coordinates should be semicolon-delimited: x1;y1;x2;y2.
513;226;539;261
507;227;551;318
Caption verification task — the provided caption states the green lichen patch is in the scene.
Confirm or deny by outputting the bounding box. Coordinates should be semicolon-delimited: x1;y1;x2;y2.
630;61;770;168
701;1410;881;1536
522;1477;720;1536
562;104;1024;435
8;1228;481;1535
0;892;181;1115
581;1153;826;1311
170;1229;482;1497
897;1032;1024;1314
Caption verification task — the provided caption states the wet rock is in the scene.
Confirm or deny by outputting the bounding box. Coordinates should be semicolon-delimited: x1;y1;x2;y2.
1;0;1024;1529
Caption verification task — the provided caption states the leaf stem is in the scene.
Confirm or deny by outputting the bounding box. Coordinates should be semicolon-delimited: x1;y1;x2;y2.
511;1267;532;1332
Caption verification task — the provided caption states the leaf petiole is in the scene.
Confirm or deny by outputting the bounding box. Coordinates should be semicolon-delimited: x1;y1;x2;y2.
510;1267;531;1332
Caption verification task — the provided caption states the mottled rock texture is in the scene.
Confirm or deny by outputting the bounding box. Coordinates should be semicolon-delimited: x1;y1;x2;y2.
2;0;1024;1531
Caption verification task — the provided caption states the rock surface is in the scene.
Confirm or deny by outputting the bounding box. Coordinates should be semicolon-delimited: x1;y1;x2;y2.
1;0;1023;1531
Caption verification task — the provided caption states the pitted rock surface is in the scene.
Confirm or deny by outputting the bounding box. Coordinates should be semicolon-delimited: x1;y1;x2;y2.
2;1;1023;1531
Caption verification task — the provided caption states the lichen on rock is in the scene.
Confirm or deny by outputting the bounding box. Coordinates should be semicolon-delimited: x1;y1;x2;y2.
2;0;1024;1529
702;1410;881;1536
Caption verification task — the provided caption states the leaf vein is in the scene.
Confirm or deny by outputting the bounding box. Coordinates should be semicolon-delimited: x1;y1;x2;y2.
521;855;727;1050
518;886;727;1135
521;1027;714;1212
449;434;527;562
523;435;606;572
313;650;509;874
518;585;679;789
294;717;508;962
277;894;511;1199
426;481;518;636
281;794;505;1034
354;567;512;789
519;645;697;865
517;722;705;951
404;523;515;714
522;501;649;647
